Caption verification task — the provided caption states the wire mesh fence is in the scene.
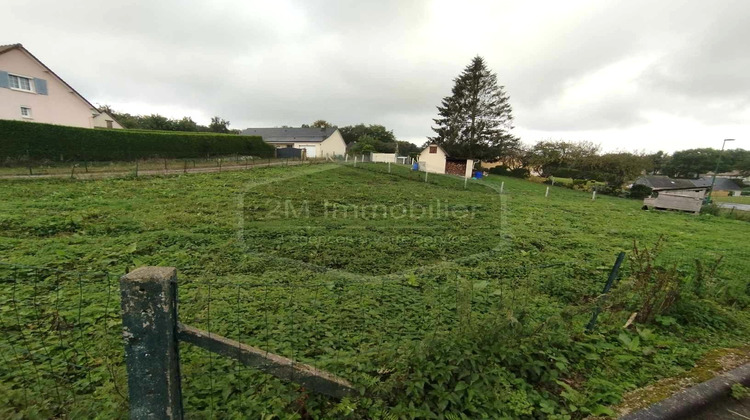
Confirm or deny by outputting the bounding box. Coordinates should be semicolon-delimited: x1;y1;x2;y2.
174;259;599;418
0;155;330;178
0;258;608;418
0;263;127;418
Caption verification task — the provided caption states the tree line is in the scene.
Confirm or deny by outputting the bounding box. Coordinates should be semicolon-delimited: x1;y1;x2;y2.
99;105;238;134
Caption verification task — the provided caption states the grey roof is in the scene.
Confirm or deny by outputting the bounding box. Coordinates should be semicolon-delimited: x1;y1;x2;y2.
0;43;22;55
635;176;699;190
241;127;337;143
693;176;743;191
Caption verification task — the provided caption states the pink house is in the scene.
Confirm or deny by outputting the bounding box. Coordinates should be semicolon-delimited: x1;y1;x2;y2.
0;43;122;129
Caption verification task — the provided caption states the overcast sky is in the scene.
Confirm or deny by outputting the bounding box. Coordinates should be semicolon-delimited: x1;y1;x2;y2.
5;0;749;152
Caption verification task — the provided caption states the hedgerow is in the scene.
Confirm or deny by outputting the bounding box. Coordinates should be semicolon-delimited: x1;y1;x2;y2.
0;119;274;161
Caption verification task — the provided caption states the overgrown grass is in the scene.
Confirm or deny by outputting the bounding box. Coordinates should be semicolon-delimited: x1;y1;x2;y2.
713;195;750;205
0;163;748;418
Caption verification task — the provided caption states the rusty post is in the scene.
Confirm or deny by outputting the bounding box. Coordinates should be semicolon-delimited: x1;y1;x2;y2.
120;267;183;419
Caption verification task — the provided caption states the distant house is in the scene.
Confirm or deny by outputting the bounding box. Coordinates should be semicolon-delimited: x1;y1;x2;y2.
241;127;346;158
417;144;474;177
690;176;743;196
635;175;743;196
0;43;122;129
417;144;449;174
634;176;698;191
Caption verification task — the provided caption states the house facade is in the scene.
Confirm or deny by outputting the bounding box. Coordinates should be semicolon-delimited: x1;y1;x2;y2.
241;127;346;158
0;43;122;129
417;144;474;177
417;144;448;174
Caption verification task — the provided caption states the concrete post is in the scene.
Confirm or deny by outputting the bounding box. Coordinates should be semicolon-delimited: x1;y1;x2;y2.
120;267;183;420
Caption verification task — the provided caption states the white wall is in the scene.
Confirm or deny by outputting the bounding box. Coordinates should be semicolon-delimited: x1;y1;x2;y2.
464;159;474;178
372;153;396;163
417;145;447;174
92;112;123;129
0;48;96;128
319;129;347;157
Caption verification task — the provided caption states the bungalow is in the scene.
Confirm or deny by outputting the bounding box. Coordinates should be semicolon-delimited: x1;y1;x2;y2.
417;143;474;178
241;127;346;159
690;176;743;197
0;43;122;129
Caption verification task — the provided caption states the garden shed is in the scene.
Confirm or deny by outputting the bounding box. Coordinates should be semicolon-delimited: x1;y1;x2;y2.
417;144;473;177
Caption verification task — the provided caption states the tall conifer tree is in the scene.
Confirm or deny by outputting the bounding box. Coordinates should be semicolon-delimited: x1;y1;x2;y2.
430;56;518;161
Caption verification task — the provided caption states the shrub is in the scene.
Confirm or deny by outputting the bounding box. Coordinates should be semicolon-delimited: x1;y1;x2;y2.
488;165;510;176
628;184;653;200
700;203;721;216
547;167;581;179
487;166;530;179
0;119;275;162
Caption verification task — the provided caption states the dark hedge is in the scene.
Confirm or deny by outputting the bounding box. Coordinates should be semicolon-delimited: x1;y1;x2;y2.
0;120;274;161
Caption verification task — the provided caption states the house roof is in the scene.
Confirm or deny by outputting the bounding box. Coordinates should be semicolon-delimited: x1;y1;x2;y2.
692;176;743;191
0;43;98;111
240;127;338;143
636;176;701;190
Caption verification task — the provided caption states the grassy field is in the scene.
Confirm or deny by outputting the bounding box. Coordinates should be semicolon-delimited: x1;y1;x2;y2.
714;195;750;205
1;163;748;419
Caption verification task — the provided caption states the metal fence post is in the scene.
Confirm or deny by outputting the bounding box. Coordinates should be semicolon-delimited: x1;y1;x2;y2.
120;267;183;419
586;252;626;331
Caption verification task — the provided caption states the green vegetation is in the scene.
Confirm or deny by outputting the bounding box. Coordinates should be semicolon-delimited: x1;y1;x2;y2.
0;163;748;418
0;155;301;177
99;105;239;134
0;119;273;162
714;195;750;205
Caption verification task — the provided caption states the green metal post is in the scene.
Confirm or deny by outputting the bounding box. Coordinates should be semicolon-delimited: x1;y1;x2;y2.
120;267;184;419
586;252;626;331
708;139;734;203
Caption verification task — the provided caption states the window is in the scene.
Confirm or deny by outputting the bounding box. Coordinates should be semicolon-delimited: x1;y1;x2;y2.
429;146;437;154
9;74;33;92
20;107;32;118
106;120;113;129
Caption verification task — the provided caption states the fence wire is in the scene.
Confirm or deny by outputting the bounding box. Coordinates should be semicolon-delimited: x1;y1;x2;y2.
175;259;597;418
0;263;127;418
0;258;606;418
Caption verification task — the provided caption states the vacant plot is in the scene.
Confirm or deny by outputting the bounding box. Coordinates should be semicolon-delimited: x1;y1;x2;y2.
0;163;748;418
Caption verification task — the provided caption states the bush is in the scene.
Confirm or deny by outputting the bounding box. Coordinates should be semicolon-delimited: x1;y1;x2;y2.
547;167;581;179
700;203;721;216
488;166;530;179
0;120;275;162
628;184;653;200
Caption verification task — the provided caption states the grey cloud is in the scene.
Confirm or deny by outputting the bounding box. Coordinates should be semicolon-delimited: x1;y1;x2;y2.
5;0;750;150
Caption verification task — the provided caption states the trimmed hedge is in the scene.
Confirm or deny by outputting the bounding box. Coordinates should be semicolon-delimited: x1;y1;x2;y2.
0;120;275;161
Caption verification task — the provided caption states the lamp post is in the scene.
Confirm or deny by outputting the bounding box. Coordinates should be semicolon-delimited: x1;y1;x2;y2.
707;138;734;203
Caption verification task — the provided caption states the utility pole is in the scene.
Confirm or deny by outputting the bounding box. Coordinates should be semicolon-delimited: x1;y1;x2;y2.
707;139;734;203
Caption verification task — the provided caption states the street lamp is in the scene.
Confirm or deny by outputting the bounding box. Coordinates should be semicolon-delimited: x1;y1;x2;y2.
707;138;735;203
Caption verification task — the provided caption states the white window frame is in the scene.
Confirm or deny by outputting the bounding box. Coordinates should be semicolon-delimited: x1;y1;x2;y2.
8;73;35;93
20;106;32;119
